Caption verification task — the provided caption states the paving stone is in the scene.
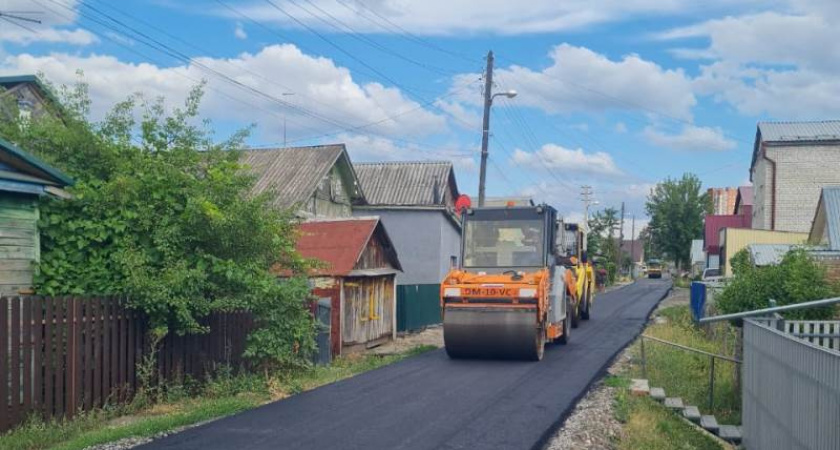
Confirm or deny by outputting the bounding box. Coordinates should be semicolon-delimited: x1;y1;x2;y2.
718;425;742;444
682;405;701;422
650;387;666;401
630;379;650;396
664;397;684;410
700;415;719;434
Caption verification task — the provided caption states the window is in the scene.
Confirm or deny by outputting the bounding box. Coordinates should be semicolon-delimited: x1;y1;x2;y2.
463;219;544;268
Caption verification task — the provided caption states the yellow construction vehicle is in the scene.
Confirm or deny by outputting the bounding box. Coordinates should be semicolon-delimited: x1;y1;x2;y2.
440;205;595;360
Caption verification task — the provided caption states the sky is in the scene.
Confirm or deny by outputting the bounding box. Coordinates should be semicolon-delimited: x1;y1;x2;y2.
2;0;839;237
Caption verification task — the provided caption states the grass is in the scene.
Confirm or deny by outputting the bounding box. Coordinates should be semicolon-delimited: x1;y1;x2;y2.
613;385;723;450
0;345;437;450
629;305;741;424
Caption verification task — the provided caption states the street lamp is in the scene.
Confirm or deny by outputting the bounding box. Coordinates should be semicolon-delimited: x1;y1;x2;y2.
478;51;517;207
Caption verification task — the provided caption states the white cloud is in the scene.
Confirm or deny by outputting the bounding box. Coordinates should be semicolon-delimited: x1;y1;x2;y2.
234;22;248;40
643;125;736;152
0;44;447;142
453;44;696;120
220;0;746;36
434;100;481;131
339;134;478;173
511;144;622;176
0;0;96;46
519;180;653;227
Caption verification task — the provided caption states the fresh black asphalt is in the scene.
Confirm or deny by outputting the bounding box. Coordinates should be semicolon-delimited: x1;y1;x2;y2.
139;278;671;450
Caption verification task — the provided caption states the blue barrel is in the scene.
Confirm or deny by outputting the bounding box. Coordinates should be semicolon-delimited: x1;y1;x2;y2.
690;281;707;321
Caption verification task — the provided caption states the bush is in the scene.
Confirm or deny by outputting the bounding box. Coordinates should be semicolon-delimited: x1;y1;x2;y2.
717;249;838;320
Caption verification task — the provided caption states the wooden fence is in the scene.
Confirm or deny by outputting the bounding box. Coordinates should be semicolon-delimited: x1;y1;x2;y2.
784;320;840;352
0;296;253;433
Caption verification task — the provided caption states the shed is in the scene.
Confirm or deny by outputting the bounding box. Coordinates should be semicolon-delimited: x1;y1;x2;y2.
718;228;808;277
0;137;73;294
352;161;460;332
289;217;401;356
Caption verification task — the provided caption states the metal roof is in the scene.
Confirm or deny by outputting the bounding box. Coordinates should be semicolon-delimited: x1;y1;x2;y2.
751;121;840;176
0;136;73;187
241;145;363;209
749;244;795;267
820;187;840;250
354;161;457;206
292;218;401;276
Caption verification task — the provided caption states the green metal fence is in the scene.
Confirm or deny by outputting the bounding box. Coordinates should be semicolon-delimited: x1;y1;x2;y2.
397;284;441;332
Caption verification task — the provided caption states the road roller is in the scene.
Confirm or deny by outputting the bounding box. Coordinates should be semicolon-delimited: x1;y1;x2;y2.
440;204;594;360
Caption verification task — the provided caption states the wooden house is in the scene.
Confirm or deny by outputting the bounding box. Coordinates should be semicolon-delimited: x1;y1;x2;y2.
289;217;402;356
0;137;73;295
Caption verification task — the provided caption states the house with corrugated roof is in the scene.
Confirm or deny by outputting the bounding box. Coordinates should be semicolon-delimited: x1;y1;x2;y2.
352;161;460;332
241;144;365;218
285;217;402;356
0;75;60;121
751;120;840;233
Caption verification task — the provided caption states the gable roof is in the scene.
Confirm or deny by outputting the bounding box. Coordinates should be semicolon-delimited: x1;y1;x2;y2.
751;121;840;176
354;161;458;207
809;187;840;250
241;145;364;209
0;74;61;110
0;136;73;188
735;186;753;210
294;217;401;276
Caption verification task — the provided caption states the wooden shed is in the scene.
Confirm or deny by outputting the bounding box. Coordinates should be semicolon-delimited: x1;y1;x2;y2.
292;217;402;356
0;137;72;295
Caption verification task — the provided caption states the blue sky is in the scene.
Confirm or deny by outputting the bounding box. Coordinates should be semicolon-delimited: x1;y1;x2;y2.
2;0;839;234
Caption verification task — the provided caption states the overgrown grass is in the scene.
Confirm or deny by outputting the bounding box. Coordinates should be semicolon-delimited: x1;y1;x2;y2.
613;385;723;450
0;345;437;450
629;305;741;424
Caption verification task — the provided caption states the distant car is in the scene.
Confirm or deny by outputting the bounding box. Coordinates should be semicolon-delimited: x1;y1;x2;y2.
701;268;723;282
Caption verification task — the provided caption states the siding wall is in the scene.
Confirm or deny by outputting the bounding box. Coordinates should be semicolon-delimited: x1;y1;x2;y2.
0;194;38;295
720;229;808;277
753;145;840;233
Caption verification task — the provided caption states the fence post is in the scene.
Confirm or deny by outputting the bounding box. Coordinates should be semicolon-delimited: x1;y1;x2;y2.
708;356;715;411
640;336;647;379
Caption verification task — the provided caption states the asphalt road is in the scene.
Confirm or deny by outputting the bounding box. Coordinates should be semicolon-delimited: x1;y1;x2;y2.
139;279;671;450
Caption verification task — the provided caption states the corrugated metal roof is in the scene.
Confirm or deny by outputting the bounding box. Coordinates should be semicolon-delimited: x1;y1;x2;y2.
705;214;750;252
291;218;401;276
354;161;457;206
822;187;840;250
242;145;362;209
758;121;840;143
748;244;796;266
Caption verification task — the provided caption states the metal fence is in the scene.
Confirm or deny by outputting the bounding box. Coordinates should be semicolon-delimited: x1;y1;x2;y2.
742;319;840;450
784;320;840;351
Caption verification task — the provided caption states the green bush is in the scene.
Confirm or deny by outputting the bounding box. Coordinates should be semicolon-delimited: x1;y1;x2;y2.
717;249;838;320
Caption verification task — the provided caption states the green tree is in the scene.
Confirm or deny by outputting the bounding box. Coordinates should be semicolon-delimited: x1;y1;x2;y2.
645;174;708;270
0;77;316;369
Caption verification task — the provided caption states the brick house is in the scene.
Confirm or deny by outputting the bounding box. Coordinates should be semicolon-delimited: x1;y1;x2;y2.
751;121;840;233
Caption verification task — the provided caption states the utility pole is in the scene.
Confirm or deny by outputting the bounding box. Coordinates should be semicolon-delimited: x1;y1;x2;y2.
630;215;636;278
477;50;494;207
580;185;596;253
618;201;625;275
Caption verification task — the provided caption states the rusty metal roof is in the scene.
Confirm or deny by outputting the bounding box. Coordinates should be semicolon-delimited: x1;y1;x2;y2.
241;145;364;209
295;218;401;276
354;161;458;206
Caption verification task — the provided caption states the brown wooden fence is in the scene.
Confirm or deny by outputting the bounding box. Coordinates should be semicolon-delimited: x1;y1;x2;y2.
0;296;253;433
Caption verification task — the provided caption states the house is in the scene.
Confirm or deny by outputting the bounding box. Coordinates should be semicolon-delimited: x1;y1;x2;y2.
0;137;73;295
808;186;840;249
286;217;402;356
734;186;753;227
0;75;59;121
621;239;644;264
718;228;807;277
352;161;460;332
704;214;750;269
751;120;840;233
708;187;738;215
241;144;365;218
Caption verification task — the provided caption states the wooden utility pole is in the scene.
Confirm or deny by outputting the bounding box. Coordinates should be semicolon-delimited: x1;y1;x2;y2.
477;51;494;207
618;202;625;274
630;215;636;278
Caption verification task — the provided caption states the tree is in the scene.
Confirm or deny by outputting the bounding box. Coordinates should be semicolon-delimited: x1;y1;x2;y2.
645;174;709;270
587;207;620;255
0;77;316;369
